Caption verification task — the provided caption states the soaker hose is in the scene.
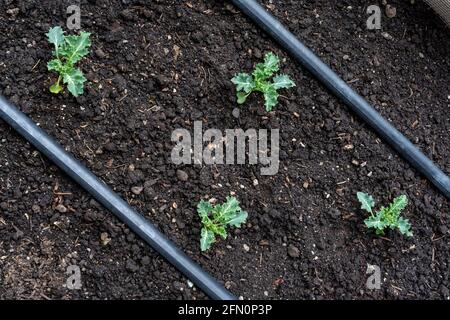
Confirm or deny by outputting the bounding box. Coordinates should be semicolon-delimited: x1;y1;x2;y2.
0;96;236;300
424;0;450;26
231;0;450;200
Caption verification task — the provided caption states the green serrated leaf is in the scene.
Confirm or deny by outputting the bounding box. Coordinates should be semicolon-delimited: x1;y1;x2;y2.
272;74;296;89
263;52;280;76
220;196;240;217
364;214;385;231
263;85;279;111
197;200;213;219
377;206;392;225
61;32;91;63
357;192;375;213
200;228;215;252
252;63;269;80
388;195;408;218
397;217;413;237
47;59;63;72
63;68;86;97
215;225;228;239
225;210;248;228
231;73;254;93
46;26;65;56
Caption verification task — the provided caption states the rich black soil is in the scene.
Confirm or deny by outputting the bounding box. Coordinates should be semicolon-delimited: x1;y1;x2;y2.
0;0;449;299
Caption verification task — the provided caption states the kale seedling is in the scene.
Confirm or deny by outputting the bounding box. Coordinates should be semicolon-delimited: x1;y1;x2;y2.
46;26;91;97
357;192;413;237
197;196;248;251
231;52;295;112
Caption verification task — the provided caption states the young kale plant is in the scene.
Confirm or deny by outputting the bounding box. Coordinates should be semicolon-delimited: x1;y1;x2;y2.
197;196;248;251
357;192;413;237
231;52;295;112
46;26;91;97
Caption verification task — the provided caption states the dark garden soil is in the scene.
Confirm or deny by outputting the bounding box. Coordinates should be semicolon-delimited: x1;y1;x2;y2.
0;0;449;299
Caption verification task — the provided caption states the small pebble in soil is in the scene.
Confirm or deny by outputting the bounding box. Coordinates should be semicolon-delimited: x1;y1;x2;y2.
95;48;106;59
176;169;189;182
173;281;185;291
382;32;393;40
55;204;68;213
100;232;111;246
6;8;19;17
329;208;341;219
13;228;24;240
176;220;185;229
287;244;300;258
385;5;397;18
232;108;240;118
156;74;171;88
141;256;150;266
243;244;250;252
125;259;139;273
131;186;144;195
343;144;354;150
439;225;448;235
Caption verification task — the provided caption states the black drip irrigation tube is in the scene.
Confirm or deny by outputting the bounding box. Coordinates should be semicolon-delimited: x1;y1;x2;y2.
231;0;450;200
0;96;236;300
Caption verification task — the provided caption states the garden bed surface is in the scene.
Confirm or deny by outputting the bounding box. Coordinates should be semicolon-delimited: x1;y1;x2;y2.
0;0;449;299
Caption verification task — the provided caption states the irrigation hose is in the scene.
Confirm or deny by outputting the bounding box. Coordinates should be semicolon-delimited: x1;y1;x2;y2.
0;96;236;301
231;0;450;200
